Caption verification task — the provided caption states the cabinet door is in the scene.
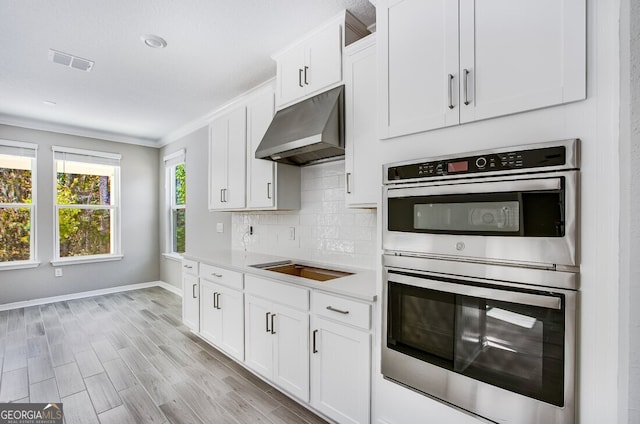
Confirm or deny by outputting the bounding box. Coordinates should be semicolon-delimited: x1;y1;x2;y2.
345;38;379;208
277;47;306;106
247;89;276;209
199;279;222;345
311;316;371;424
272;303;310;401
225;107;247;209
305;23;342;96
244;295;273;379
218;285;244;361
208;118;228;210
378;0;459;139
458;0;586;123
182;274;199;332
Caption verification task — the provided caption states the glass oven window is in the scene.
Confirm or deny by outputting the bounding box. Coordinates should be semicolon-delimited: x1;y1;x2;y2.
387;277;565;406
388;188;565;237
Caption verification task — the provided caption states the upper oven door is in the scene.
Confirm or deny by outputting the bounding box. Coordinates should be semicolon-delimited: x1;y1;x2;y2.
383;171;578;267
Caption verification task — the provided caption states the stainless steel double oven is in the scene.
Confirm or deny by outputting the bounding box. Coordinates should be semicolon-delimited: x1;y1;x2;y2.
381;139;579;424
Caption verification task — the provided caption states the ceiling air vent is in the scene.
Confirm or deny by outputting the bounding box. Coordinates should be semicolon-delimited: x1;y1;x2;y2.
48;49;94;72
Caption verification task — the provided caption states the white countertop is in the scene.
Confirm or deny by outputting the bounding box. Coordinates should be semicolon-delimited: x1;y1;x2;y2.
183;250;377;302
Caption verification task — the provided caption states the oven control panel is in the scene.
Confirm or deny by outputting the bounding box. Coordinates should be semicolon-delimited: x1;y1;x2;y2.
387;145;567;181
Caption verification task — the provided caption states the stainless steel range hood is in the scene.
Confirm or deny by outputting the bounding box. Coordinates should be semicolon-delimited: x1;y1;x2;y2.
255;85;344;166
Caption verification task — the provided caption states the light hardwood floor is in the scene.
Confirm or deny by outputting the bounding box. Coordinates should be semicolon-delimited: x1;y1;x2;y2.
0;287;328;424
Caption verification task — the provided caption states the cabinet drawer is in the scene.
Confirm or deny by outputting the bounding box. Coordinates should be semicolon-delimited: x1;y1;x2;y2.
245;275;309;310
312;292;371;330
200;263;243;290
182;259;198;276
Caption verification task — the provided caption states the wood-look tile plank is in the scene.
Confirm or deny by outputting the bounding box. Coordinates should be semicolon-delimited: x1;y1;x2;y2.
30;377;61;403
45;327;66;345
3;344;27;372
146;353;186;385
172;380;229;419
0;311;8;338
7;308;25;332
97;404;137;424
181;365;233;399
106;330;131;350
190;350;234;378
27;354;54;383
24;306;42;324
118;346;152;374
49;343;75;367
130;335;158;357
119;385;166;424
102;358;137;392
27;322;45;337
91;339;119;364
75;349;104;377
223;374;280;415
27;335;48;358
54;302;74;321
159;398;205;424
218;391;273;424
0;367;28;401
84;372;122;414
53;362;85;398
136;369;179;405
268;405;317;424
65;330;92;353
62;390;99;424
266;388;329;424
158;345;191;367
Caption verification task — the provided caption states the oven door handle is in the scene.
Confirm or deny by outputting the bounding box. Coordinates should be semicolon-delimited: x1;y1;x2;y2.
387;177;562;198
388;273;562;310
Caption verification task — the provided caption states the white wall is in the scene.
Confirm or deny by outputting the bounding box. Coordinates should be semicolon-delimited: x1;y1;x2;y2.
158;126;232;288
0;124;160;305
371;0;623;423
231;160;377;269
618;0;640;421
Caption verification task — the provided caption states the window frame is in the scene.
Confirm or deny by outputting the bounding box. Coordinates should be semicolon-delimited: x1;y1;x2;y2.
51;146;122;266
0;139;39;270
163;149;186;258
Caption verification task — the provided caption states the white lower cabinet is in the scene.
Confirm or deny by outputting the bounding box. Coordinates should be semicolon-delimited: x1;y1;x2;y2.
182;259;199;332
244;275;310;402
310;293;372;424
199;278;244;361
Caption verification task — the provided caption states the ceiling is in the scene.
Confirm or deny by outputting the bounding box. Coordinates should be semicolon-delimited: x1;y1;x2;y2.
0;0;376;147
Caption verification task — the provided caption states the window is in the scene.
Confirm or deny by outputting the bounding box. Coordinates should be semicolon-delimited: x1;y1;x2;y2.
0;140;37;267
164;149;186;255
53;146;121;263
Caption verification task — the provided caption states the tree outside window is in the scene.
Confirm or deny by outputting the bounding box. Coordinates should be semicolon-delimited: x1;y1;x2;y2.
0;141;37;264
54;147;121;260
171;161;186;254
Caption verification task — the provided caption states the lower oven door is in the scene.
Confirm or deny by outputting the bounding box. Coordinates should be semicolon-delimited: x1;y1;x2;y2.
382;268;576;424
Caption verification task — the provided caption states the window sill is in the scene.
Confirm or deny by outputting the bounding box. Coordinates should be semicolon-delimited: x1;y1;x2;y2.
51;254;124;267
0;261;41;271
162;252;184;262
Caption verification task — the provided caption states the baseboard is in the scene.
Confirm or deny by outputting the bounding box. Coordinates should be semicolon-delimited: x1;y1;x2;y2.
0;280;182;311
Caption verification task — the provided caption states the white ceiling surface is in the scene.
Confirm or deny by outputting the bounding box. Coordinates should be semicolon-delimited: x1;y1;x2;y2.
0;0;375;146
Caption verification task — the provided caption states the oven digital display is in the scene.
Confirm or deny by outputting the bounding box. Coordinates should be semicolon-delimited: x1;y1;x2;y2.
447;161;468;173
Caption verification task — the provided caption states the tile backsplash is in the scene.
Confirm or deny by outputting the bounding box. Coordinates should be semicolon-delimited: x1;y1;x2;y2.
231;160;377;269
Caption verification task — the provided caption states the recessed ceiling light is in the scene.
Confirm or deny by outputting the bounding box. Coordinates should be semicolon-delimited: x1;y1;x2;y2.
43;100;57;106
141;34;167;49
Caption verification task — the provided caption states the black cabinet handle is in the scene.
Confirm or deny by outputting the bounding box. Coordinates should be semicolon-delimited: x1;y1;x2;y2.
214;292;221;309
192;284;197;299
270;313;276;334
213;292;217;308
326;306;349;315
265;312;271;333
298;69;304;87
447;74;455;110
312;329;318;353
304;66;309;85
463;68;470;106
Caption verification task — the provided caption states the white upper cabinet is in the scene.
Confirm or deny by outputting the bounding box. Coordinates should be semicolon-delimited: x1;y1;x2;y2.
345;34;382;208
458;0;586;123
378;0;586;139
378;0;459;139
209;106;246;210
273;11;369;109
246;86;301;210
